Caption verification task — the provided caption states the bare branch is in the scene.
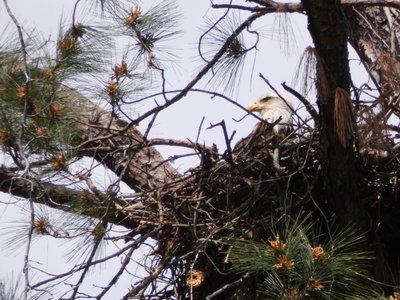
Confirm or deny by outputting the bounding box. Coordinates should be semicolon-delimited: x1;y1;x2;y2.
95;246;136;299
148;138;214;152
212;4;269;12
123;257;169;299
282;82;319;125
205;273;250;300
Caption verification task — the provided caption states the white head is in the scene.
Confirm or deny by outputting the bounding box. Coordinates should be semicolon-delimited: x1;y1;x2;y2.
247;93;293;135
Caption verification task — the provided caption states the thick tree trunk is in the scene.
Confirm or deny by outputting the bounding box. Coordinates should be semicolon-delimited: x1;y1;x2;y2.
302;0;363;227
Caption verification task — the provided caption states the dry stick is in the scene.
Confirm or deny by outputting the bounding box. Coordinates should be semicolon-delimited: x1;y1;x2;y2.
212;4;269;12
282;82;319;125
273;147;285;173
148;138;214;152
208;120;235;166
342;0;400;9
123;258;169;299
31;228;159;289
123;88;271;125
69;236;103;300
191;89;268;123
143;110;159;140
198;0;233;65
196;116;206;145
150;152;198;171
188;89;283;134
24;193;35;300
188;251;201;300
2;0;32;131
95;246;136;299
248;0;400;10
247;0;303;11
72;0;82;28
2;0;32;176
205;273;250;300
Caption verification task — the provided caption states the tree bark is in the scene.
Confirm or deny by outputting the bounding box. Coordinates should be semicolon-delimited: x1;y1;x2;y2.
302;0;363;226
0;166;136;228
59;85;181;192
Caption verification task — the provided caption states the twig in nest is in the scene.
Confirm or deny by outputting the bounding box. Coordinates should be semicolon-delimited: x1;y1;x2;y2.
208;120;235;166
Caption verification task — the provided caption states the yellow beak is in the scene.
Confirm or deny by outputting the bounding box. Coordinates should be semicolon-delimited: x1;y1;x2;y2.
247;102;261;112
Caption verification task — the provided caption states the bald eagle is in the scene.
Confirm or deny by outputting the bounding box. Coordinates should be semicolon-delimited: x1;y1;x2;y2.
247;93;293;136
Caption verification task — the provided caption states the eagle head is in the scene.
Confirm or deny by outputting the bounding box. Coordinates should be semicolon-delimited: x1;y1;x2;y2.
247;93;293;135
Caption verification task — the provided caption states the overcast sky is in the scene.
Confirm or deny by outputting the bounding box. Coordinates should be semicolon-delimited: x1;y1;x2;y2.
0;1;315;299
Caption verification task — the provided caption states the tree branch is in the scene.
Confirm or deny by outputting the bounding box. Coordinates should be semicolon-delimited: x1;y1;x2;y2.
0;166;136;229
59;85;182;192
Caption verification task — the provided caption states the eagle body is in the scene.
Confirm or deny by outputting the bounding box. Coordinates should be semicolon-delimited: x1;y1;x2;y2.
247;94;293;135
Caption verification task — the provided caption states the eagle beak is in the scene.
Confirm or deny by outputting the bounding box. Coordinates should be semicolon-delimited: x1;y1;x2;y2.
247;102;259;112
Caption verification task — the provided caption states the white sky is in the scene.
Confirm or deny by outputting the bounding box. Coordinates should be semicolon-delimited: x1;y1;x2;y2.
0;0;325;299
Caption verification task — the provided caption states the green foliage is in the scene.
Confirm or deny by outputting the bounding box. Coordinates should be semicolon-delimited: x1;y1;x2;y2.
0;50;84;170
111;0;182;67
228;216;385;299
55;22;111;79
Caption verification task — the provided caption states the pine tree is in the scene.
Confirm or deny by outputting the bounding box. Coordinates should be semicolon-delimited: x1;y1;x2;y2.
1;0;400;299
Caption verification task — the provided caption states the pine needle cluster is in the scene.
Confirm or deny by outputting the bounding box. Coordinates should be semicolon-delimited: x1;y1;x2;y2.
199;13;248;94
110;0;182;68
228;216;385;299
0;53;82;166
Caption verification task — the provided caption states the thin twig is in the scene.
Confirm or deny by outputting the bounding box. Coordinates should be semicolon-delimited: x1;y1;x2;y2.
208;120;235;166
123;258;170;299
282;82;319;125
95;245;136;299
31;229;159;289
205;273;250;299
148;138;214;152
